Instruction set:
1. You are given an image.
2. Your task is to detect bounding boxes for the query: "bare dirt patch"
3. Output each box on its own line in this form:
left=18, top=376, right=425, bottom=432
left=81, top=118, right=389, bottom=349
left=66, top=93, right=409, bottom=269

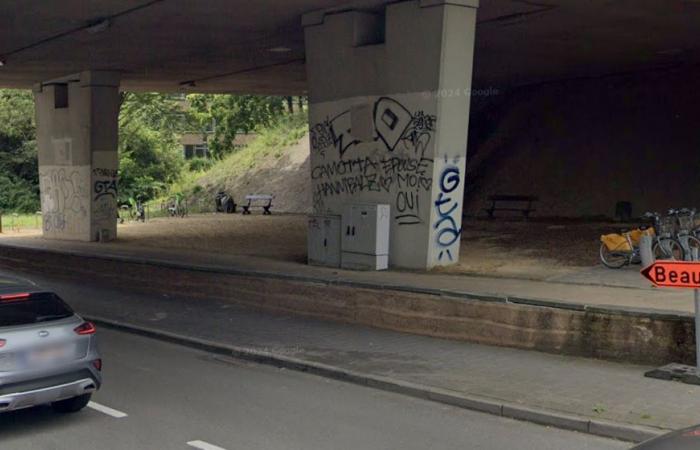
left=116, top=213, right=309, bottom=263
left=438, top=219, right=620, bottom=279
left=3, top=214, right=620, bottom=279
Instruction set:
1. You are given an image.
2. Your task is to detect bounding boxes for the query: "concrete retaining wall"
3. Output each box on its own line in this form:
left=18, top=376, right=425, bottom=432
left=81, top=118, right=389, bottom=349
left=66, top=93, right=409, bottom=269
left=0, top=245, right=694, bottom=366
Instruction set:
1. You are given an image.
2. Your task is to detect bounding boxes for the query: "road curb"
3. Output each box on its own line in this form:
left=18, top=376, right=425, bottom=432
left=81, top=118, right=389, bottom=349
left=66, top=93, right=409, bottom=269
left=87, top=315, right=668, bottom=444
left=0, top=241, right=692, bottom=321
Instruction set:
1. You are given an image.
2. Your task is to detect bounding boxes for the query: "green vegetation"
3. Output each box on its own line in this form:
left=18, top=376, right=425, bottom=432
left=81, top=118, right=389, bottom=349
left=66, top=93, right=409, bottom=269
left=204, top=111, right=307, bottom=176
left=187, top=95, right=288, bottom=160
left=167, top=111, right=308, bottom=200
left=187, top=157, right=214, bottom=172
left=0, top=213, right=42, bottom=231
left=0, top=90, right=39, bottom=213
left=118, top=92, right=186, bottom=203
left=0, top=88, right=305, bottom=216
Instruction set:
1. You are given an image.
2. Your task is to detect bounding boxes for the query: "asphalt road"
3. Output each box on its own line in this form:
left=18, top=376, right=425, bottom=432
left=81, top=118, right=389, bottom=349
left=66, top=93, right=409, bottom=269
left=0, top=327, right=630, bottom=450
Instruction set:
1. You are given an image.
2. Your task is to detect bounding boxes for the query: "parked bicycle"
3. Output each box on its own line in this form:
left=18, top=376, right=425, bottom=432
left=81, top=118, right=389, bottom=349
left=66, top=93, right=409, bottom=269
left=647, top=211, right=684, bottom=261
left=167, top=194, right=187, bottom=218
left=669, top=208, right=700, bottom=261
left=599, top=211, right=683, bottom=269
left=119, top=198, right=146, bottom=223
left=600, top=226, right=654, bottom=269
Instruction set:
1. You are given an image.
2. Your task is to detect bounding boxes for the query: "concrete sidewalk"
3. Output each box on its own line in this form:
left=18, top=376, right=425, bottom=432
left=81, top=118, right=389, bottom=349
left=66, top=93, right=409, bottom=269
left=0, top=235, right=694, bottom=316
left=17, top=267, right=700, bottom=443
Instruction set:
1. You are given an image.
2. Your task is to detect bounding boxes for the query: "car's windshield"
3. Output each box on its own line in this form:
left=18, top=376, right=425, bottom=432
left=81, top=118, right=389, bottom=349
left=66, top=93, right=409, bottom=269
left=0, top=292, right=74, bottom=327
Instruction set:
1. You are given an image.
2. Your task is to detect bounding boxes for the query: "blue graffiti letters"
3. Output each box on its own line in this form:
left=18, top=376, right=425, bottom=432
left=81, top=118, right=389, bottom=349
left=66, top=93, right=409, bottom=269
left=434, top=164, right=462, bottom=261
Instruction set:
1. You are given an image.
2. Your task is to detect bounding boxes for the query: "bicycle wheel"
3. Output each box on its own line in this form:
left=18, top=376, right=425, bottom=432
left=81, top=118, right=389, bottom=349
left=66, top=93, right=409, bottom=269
left=599, top=242, right=629, bottom=269
left=684, top=235, right=700, bottom=261
left=653, top=239, right=683, bottom=261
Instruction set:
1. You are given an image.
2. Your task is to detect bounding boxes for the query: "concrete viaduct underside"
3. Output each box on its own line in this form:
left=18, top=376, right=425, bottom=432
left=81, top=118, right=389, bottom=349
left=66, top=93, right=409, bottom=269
left=1, top=1, right=698, bottom=93
left=2, top=0, right=699, bottom=269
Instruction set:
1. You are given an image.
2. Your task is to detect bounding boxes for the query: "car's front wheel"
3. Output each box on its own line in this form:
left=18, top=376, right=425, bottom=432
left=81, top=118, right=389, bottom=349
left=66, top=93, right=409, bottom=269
left=51, top=393, right=92, bottom=413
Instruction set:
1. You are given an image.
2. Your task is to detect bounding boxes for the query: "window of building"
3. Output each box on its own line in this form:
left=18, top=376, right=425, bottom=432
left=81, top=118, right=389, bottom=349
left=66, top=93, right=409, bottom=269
left=194, top=144, right=209, bottom=158
left=184, top=144, right=209, bottom=159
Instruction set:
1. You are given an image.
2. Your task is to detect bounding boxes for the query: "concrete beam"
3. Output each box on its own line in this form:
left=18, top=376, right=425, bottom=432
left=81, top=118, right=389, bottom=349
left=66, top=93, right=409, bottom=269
left=419, top=0, right=479, bottom=8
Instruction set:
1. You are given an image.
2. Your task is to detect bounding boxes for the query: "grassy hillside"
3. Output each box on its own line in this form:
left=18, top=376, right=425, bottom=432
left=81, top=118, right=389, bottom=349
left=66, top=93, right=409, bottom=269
left=168, top=112, right=311, bottom=214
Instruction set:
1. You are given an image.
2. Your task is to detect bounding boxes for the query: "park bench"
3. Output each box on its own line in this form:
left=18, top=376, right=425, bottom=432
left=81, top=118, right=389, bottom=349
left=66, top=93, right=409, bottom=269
left=485, top=194, right=538, bottom=219
left=242, top=194, right=273, bottom=215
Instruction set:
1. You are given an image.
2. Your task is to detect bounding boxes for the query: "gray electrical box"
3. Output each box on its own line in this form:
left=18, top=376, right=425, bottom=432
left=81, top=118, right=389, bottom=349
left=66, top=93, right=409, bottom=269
left=341, top=203, right=390, bottom=271
left=308, top=215, right=341, bottom=267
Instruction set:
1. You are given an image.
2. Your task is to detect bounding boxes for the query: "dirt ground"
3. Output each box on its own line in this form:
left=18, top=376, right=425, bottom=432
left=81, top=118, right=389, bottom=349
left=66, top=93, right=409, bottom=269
left=2, top=214, right=624, bottom=279
left=3, top=214, right=615, bottom=275
left=441, top=219, right=619, bottom=279
left=117, top=213, right=310, bottom=263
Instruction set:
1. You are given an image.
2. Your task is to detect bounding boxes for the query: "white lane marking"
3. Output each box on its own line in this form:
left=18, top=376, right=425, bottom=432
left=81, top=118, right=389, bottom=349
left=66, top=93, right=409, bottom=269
left=87, top=401, right=128, bottom=418
left=187, top=440, right=228, bottom=450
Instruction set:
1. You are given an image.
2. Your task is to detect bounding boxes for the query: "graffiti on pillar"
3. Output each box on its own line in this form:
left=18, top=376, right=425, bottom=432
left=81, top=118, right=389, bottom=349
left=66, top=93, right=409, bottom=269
left=312, top=190, right=326, bottom=213
left=386, top=155, right=433, bottom=225
left=310, top=110, right=361, bottom=159
left=93, top=179, right=117, bottom=200
left=310, top=95, right=437, bottom=226
left=310, top=97, right=437, bottom=161
left=395, top=191, right=421, bottom=225
left=374, top=97, right=436, bottom=155
left=433, top=158, right=462, bottom=262
left=39, top=167, right=90, bottom=234
left=311, top=154, right=433, bottom=224
left=92, top=168, right=118, bottom=223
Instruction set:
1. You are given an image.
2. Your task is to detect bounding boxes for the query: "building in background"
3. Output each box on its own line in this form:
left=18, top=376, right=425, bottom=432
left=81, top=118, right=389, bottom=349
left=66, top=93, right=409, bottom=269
left=175, top=97, right=256, bottom=160
left=181, top=133, right=210, bottom=160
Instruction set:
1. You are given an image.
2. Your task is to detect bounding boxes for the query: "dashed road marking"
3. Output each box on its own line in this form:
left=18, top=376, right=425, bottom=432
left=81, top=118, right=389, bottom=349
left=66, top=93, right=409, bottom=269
left=87, top=401, right=128, bottom=418
left=187, top=440, right=228, bottom=450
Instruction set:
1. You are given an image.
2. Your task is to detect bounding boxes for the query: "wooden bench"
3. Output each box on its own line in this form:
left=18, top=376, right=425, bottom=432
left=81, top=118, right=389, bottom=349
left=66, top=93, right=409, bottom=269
left=485, top=194, right=538, bottom=219
left=242, top=194, right=273, bottom=215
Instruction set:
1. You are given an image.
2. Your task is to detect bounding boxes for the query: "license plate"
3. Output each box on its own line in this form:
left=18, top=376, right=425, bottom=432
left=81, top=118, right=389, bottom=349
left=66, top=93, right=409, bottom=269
left=0, top=353, right=16, bottom=371
left=25, top=343, right=76, bottom=367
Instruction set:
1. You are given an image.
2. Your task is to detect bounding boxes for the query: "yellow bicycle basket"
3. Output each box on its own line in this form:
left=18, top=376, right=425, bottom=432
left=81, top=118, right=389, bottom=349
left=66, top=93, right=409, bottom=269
left=600, top=227, right=655, bottom=252
left=601, top=233, right=631, bottom=252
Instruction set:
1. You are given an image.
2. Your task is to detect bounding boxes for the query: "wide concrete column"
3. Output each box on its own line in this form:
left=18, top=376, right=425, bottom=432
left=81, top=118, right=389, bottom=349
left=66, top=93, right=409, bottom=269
left=34, top=71, right=120, bottom=242
left=304, top=0, right=478, bottom=269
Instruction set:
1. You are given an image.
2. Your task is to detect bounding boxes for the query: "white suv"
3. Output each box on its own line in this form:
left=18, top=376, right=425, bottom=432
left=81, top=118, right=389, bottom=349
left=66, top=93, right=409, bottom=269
left=0, top=276, right=102, bottom=413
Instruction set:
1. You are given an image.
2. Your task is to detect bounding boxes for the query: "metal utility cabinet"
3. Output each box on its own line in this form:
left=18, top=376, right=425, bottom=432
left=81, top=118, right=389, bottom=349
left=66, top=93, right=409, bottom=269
left=341, top=203, right=390, bottom=271
left=307, top=215, right=341, bottom=267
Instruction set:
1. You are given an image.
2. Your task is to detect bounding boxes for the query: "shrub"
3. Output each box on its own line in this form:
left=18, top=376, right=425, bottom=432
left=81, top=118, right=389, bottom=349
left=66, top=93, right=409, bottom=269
left=188, top=157, right=214, bottom=172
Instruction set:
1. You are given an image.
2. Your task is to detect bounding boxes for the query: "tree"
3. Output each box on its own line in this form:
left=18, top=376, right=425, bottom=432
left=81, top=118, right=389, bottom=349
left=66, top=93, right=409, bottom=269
left=117, top=93, right=185, bottom=203
left=187, top=94, right=286, bottom=159
left=0, top=89, right=39, bottom=212
left=0, top=90, right=299, bottom=212
left=119, top=92, right=187, bottom=136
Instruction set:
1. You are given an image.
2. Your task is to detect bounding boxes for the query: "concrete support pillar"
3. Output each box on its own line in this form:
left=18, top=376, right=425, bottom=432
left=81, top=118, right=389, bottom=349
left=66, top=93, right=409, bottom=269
left=34, top=71, right=120, bottom=242
left=304, top=0, right=478, bottom=269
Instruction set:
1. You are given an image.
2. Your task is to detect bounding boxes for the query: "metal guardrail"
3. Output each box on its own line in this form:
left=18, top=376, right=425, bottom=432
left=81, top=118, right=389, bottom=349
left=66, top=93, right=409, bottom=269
left=143, top=197, right=217, bottom=220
